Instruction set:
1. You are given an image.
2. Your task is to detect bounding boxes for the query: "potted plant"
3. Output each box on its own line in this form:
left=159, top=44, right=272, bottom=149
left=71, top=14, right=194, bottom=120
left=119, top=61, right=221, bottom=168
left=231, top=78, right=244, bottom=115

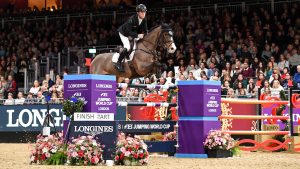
left=66, top=135, right=104, bottom=166
left=30, top=133, right=103, bottom=166
left=114, top=133, right=149, bottom=166
left=203, top=130, right=239, bottom=158
left=30, top=132, right=67, bottom=165
left=62, top=97, right=85, bottom=119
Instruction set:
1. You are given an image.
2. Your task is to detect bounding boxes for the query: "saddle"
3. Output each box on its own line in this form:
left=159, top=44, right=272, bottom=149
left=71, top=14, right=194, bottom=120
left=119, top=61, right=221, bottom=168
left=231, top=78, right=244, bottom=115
left=119, top=38, right=135, bottom=59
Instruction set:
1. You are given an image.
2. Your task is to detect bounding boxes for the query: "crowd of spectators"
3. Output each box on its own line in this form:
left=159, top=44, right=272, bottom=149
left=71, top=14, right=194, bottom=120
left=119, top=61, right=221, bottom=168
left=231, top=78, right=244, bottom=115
left=118, top=2, right=300, bottom=99
left=1, top=2, right=300, bottom=104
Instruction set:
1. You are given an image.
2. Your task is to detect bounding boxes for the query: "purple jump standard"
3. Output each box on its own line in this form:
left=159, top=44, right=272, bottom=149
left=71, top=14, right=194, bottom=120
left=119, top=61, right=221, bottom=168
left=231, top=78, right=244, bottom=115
left=175, top=80, right=221, bottom=158
left=64, top=74, right=116, bottom=114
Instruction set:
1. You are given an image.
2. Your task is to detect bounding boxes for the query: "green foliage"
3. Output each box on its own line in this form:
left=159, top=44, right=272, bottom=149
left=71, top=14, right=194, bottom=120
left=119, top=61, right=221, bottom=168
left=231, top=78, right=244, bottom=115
left=45, top=151, right=67, bottom=165
left=62, top=97, right=85, bottom=117
left=230, top=144, right=241, bottom=157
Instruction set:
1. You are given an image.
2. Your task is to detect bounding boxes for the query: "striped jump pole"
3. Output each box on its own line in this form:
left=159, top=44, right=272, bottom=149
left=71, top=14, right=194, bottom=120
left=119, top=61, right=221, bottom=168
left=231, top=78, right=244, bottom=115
left=117, top=83, right=177, bottom=90
left=221, top=98, right=289, bottom=105
left=219, top=115, right=290, bottom=120
left=117, top=102, right=177, bottom=107
left=222, top=130, right=290, bottom=135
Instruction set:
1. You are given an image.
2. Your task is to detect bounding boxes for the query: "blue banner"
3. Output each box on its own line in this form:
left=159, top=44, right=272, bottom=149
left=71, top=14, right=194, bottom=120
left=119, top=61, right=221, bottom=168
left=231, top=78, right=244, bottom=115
left=0, top=104, right=64, bottom=132
left=118, top=121, right=176, bottom=133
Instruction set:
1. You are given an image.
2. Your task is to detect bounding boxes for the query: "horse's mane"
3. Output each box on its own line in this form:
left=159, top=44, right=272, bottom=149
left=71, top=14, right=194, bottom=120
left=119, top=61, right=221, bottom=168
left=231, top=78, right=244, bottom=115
left=148, top=25, right=160, bottom=32
left=148, top=23, right=172, bottom=33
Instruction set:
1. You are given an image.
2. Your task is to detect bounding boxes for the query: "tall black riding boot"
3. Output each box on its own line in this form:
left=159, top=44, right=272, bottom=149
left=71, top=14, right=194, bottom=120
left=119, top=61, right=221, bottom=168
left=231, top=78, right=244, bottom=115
left=115, top=49, right=127, bottom=72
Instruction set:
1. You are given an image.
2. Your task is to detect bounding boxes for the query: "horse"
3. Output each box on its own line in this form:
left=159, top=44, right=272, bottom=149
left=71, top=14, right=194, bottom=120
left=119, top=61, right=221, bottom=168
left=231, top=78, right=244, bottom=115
left=90, top=23, right=176, bottom=82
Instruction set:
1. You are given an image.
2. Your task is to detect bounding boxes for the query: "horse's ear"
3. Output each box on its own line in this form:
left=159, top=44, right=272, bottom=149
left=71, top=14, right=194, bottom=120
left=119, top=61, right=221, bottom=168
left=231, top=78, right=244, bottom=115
left=169, top=22, right=175, bottom=29
left=161, top=23, right=171, bottom=30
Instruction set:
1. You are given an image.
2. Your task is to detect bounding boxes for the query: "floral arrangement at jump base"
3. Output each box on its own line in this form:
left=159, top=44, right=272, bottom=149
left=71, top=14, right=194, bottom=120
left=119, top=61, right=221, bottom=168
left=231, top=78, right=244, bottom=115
left=67, top=135, right=104, bottom=165
left=114, top=133, right=149, bottom=166
left=30, top=132, right=104, bottom=166
left=203, top=130, right=240, bottom=158
left=30, top=132, right=66, bottom=165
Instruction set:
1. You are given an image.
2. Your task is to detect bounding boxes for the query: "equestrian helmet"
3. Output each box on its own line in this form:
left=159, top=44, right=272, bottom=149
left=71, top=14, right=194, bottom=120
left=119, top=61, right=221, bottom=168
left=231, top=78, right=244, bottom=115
left=136, top=4, right=147, bottom=12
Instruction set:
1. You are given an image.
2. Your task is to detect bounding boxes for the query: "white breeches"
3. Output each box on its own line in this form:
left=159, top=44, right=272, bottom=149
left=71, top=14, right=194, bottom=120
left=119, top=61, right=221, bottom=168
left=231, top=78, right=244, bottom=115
left=119, top=32, right=130, bottom=51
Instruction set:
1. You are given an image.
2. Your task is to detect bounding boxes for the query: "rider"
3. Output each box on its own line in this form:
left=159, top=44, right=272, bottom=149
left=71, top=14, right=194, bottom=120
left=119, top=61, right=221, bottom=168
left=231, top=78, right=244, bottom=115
left=115, top=4, right=148, bottom=72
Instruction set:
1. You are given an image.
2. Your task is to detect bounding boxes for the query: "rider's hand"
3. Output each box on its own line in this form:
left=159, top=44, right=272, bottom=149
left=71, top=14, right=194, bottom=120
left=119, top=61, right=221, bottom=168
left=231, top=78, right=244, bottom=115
left=138, top=34, right=144, bottom=39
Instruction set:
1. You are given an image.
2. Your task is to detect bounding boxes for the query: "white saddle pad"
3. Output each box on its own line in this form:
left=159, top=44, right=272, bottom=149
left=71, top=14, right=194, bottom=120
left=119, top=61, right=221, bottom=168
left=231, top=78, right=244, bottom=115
left=112, top=39, right=138, bottom=63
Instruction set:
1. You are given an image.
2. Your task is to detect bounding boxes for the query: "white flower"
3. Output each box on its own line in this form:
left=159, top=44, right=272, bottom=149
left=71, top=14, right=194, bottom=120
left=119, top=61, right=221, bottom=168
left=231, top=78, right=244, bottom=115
left=81, top=136, right=87, bottom=140
left=120, top=147, right=126, bottom=153
left=51, top=147, right=57, bottom=153
left=45, top=152, right=51, bottom=158
left=142, top=143, right=148, bottom=150
left=30, top=155, right=35, bottom=162
left=124, top=151, right=131, bottom=157
left=80, top=146, right=86, bottom=151
left=71, top=151, right=78, bottom=158
left=42, top=147, right=49, bottom=153
left=76, top=140, right=84, bottom=145
left=92, top=141, right=97, bottom=146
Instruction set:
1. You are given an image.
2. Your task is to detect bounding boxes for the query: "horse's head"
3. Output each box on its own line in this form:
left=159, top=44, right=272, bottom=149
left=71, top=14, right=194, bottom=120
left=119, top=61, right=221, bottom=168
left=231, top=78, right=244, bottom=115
left=158, top=23, right=177, bottom=53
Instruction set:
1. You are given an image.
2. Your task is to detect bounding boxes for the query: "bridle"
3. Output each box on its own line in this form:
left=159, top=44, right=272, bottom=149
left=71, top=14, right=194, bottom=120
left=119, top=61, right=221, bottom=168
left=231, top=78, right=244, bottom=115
left=137, top=28, right=174, bottom=59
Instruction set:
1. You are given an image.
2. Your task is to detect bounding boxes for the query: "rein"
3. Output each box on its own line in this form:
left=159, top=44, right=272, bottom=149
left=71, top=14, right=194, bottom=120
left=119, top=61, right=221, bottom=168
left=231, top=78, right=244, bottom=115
left=133, top=28, right=173, bottom=60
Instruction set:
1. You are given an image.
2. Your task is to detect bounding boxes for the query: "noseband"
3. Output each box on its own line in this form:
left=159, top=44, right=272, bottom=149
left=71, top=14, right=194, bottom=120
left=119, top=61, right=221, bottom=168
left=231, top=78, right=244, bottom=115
left=138, top=28, right=174, bottom=58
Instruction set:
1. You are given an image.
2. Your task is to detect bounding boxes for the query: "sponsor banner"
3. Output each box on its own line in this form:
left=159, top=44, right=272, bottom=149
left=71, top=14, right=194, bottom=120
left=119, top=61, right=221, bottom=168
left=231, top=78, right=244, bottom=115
left=262, top=105, right=300, bottom=130
left=178, top=82, right=221, bottom=117
left=74, top=112, right=114, bottom=121
left=0, top=104, right=64, bottom=132
left=223, top=101, right=257, bottom=130
left=64, top=80, right=91, bottom=111
left=92, top=81, right=116, bottom=113
left=67, top=121, right=117, bottom=160
left=118, top=121, right=176, bottom=133
left=64, top=75, right=116, bottom=114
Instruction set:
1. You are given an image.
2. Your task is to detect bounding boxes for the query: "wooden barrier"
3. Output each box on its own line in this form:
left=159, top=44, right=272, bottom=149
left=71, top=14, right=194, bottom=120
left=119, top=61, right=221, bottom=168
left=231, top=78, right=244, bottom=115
left=219, top=115, right=289, bottom=120
left=222, top=130, right=289, bottom=135
left=221, top=98, right=289, bottom=105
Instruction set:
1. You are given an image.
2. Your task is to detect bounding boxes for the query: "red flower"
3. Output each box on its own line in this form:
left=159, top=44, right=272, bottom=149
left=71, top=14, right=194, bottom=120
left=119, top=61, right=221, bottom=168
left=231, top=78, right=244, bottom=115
left=127, top=147, right=132, bottom=151
left=41, top=154, right=46, bottom=161
left=139, top=153, right=144, bottom=158
left=78, top=150, right=84, bottom=157
left=115, top=155, right=119, bottom=161
left=91, top=157, right=95, bottom=164
left=134, top=154, right=138, bottom=159
left=120, top=153, right=124, bottom=160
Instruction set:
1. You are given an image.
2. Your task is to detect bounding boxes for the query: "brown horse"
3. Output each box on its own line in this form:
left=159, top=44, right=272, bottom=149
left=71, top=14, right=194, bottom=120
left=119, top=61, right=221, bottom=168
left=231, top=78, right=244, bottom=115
left=90, top=23, right=176, bottom=82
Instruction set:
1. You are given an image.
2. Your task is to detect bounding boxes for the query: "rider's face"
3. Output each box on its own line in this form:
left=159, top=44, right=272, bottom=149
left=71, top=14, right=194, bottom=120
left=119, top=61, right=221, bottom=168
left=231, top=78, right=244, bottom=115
left=137, top=11, right=146, bottom=19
